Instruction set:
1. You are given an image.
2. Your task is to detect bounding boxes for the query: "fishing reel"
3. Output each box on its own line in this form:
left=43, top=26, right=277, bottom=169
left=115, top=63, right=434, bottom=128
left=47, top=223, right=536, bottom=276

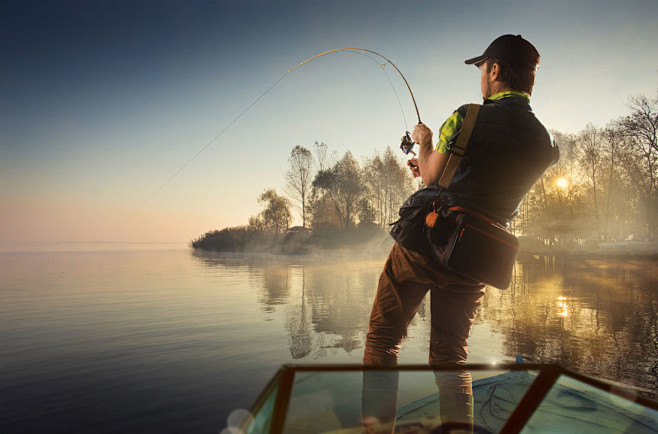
left=400, top=131, right=416, bottom=157
left=400, top=131, right=418, bottom=170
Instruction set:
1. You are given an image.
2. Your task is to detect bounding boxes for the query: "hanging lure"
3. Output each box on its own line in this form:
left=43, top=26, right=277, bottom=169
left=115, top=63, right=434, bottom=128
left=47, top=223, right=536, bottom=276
left=400, top=131, right=416, bottom=157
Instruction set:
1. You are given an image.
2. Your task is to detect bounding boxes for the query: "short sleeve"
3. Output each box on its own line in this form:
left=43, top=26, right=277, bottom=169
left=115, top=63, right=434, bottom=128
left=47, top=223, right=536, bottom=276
left=436, top=106, right=467, bottom=154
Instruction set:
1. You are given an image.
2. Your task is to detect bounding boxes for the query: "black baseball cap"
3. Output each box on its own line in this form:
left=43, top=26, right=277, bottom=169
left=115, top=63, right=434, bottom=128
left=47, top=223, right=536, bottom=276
left=465, top=34, right=540, bottom=70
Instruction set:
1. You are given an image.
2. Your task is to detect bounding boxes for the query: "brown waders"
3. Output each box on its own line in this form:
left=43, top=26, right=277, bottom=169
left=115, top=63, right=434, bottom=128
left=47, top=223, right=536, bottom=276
left=362, top=242, right=485, bottom=431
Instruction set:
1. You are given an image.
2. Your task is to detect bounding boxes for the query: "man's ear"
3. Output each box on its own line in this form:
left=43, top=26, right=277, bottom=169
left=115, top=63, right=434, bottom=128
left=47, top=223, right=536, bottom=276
left=489, top=62, right=500, bottom=81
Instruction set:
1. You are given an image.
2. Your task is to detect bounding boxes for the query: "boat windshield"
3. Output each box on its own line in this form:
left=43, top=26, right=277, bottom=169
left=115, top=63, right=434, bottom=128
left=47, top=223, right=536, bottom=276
left=240, top=364, right=658, bottom=434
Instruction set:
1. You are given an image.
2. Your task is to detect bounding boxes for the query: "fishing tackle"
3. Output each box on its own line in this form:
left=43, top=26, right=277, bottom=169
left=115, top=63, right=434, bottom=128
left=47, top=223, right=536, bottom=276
left=400, top=131, right=416, bottom=157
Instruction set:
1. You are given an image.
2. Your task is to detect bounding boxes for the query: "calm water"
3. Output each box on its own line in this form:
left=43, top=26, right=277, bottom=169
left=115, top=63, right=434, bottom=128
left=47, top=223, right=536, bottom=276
left=1, top=245, right=657, bottom=433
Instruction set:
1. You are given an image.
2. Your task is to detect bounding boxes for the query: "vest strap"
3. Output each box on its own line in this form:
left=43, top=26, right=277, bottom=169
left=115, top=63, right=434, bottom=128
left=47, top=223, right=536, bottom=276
left=438, top=103, right=481, bottom=188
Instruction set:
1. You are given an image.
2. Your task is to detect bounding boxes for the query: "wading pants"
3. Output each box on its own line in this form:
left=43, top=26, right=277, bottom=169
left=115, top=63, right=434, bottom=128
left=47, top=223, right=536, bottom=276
left=362, top=242, right=485, bottom=429
left=364, top=242, right=486, bottom=366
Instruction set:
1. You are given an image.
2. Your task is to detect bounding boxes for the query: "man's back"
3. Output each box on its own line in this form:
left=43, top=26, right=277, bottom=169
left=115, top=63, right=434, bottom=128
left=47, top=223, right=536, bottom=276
left=440, top=94, right=558, bottom=223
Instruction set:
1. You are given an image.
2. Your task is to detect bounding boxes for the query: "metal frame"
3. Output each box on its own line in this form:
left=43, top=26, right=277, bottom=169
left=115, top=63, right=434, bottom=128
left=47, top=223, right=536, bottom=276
left=241, top=363, right=658, bottom=434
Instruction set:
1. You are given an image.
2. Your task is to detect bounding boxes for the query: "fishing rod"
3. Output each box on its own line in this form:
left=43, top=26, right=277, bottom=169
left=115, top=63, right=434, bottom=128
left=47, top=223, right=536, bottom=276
left=288, top=48, right=422, bottom=158
left=288, top=48, right=421, bottom=123
left=118, top=48, right=421, bottom=229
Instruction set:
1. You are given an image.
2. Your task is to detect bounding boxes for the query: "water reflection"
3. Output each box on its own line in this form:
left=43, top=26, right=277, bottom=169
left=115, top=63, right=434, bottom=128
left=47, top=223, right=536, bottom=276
left=487, top=254, right=658, bottom=396
left=287, top=268, right=311, bottom=359
left=191, top=251, right=657, bottom=397
left=258, top=266, right=290, bottom=312
left=190, top=252, right=387, bottom=359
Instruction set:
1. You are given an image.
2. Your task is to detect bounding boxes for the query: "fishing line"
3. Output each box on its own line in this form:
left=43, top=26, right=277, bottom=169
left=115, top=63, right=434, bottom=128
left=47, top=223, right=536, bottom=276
left=287, top=48, right=421, bottom=124
left=117, top=72, right=289, bottom=227
left=117, top=48, right=421, bottom=230
left=346, top=49, right=410, bottom=131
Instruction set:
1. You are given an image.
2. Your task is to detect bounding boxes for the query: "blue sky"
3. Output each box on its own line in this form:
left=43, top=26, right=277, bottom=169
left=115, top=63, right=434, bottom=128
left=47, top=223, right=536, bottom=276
left=1, top=0, right=657, bottom=245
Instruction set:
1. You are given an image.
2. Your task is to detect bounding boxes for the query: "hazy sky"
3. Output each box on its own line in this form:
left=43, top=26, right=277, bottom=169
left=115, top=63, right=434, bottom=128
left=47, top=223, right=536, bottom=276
left=1, top=0, right=657, bottom=246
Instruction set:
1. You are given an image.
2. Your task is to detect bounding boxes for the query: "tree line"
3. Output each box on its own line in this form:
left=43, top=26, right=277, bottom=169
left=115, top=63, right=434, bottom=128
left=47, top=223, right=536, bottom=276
left=192, top=91, right=657, bottom=252
left=191, top=141, right=419, bottom=251
left=514, top=93, right=657, bottom=249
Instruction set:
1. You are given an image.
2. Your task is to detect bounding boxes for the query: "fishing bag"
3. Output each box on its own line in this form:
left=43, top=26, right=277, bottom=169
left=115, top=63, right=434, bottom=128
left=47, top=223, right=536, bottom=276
left=425, top=103, right=519, bottom=289
left=425, top=203, right=518, bottom=289
left=389, top=186, right=443, bottom=257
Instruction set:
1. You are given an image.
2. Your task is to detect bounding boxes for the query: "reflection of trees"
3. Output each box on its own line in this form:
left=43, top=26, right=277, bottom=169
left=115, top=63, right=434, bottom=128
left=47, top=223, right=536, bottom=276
left=303, top=262, right=379, bottom=356
left=287, top=268, right=311, bottom=359
left=189, top=250, right=382, bottom=356
left=189, top=250, right=292, bottom=313
left=284, top=260, right=431, bottom=358
left=257, top=265, right=290, bottom=313
left=484, top=255, right=658, bottom=396
left=189, top=252, right=383, bottom=358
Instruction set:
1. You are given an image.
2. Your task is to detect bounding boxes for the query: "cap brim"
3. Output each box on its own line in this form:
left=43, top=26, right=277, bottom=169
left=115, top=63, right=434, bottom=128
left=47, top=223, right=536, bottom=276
left=464, top=55, right=487, bottom=65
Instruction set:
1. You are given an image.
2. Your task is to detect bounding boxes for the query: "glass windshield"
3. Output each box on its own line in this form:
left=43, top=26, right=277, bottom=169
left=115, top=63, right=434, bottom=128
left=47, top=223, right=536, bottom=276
left=242, top=365, right=658, bottom=434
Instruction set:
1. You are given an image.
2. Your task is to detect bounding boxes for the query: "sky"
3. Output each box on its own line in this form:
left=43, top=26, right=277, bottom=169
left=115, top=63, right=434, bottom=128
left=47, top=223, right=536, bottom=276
left=1, top=0, right=657, bottom=247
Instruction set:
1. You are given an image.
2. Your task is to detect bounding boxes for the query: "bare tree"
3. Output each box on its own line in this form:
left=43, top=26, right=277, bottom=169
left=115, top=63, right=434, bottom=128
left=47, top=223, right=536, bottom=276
left=313, top=141, right=330, bottom=172
left=616, top=94, right=658, bottom=239
left=578, top=124, right=605, bottom=236
left=285, top=145, right=313, bottom=228
left=599, top=125, right=635, bottom=241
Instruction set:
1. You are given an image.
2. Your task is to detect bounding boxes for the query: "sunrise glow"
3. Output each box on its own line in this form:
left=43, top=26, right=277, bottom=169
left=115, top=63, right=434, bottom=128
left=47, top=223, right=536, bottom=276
left=556, top=177, right=569, bottom=190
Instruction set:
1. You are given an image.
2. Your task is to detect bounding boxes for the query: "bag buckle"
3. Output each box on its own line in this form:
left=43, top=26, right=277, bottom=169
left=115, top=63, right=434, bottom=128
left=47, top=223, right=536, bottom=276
left=425, top=201, right=442, bottom=228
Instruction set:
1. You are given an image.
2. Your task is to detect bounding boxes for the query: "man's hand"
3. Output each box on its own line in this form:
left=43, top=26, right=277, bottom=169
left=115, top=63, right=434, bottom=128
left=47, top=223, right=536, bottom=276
left=412, top=123, right=433, bottom=148
left=410, top=122, right=449, bottom=186
left=407, top=158, right=421, bottom=178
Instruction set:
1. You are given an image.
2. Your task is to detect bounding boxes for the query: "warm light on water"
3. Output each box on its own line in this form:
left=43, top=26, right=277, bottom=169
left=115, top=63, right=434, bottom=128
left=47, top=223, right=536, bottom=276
left=1, top=246, right=656, bottom=432
left=556, top=296, right=569, bottom=317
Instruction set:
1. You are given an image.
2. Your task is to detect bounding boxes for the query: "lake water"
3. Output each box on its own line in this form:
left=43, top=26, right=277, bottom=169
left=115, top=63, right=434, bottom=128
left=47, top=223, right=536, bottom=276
left=1, top=244, right=657, bottom=433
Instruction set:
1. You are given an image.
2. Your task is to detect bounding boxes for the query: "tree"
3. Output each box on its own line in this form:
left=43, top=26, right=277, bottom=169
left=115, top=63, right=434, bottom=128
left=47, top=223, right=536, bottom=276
left=364, top=147, right=415, bottom=229
left=356, top=197, right=377, bottom=227
left=313, top=141, right=330, bottom=172
left=285, top=145, right=313, bottom=228
left=599, top=125, right=636, bottom=241
left=254, top=189, right=291, bottom=234
left=616, top=94, right=658, bottom=239
left=577, top=124, right=605, bottom=236
left=311, top=151, right=366, bottom=228
left=513, top=131, right=590, bottom=247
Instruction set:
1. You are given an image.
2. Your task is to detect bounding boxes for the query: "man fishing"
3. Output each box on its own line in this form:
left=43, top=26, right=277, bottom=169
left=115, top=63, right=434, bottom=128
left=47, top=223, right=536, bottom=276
left=362, top=34, right=559, bottom=430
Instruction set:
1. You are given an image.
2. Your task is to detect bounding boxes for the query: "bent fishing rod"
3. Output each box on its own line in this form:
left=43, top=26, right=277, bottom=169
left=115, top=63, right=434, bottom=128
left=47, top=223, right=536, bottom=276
left=119, top=48, right=422, bottom=228
left=289, top=48, right=422, bottom=158
left=289, top=48, right=422, bottom=124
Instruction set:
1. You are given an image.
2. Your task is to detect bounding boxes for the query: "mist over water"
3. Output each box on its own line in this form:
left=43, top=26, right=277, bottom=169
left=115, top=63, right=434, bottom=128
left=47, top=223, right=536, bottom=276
left=1, top=247, right=656, bottom=433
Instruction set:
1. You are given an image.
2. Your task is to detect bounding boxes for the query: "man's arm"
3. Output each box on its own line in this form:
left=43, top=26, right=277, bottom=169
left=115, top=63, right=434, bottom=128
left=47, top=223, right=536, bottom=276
left=412, top=123, right=449, bottom=186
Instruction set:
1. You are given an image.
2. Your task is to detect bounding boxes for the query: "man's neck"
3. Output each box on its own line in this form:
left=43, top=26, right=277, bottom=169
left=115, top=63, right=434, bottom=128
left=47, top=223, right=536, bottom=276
left=485, top=85, right=513, bottom=100
left=488, top=90, right=530, bottom=101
